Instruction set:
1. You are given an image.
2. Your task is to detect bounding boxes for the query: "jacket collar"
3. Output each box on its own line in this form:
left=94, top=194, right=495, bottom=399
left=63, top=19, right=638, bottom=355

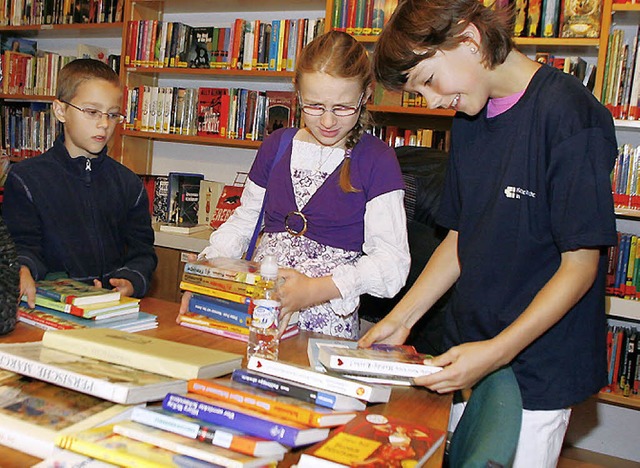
left=51, top=134, right=108, bottom=176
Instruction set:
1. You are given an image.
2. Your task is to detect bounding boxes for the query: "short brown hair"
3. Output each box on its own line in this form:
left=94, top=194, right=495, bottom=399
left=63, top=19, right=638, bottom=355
left=374, top=0, right=515, bottom=91
left=56, top=58, right=120, bottom=102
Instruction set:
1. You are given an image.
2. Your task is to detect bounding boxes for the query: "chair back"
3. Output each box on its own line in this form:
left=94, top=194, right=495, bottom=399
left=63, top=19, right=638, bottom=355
left=448, top=366, right=523, bottom=468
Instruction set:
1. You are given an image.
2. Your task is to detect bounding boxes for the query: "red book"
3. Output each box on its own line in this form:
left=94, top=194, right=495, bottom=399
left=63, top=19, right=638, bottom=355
left=197, top=88, right=229, bottom=138
left=210, top=185, right=244, bottom=229
left=346, top=0, right=357, bottom=35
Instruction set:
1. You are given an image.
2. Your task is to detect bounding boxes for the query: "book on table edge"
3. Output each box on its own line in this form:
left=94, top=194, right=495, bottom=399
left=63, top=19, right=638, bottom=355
left=183, top=257, right=261, bottom=285
left=130, top=405, right=288, bottom=457
left=0, top=370, right=137, bottom=459
left=162, top=392, right=330, bottom=448
left=24, top=294, right=140, bottom=319
left=230, top=368, right=367, bottom=412
left=159, top=223, right=212, bottom=235
left=178, top=316, right=299, bottom=343
left=41, top=328, right=243, bottom=380
left=296, top=413, right=446, bottom=468
left=113, top=420, right=284, bottom=467
left=0, top=342, right=187, bottom=404
left=188, top=293, right=251, bottom=325
left=187, top=378, right=358, bottom=428
left=246, top=356, right=392, bottom=403
left=35, top=278, right=121, bottom=306
left=17, top=306, right=158, bottom=333
left=180, top=281, right=252, bottom=305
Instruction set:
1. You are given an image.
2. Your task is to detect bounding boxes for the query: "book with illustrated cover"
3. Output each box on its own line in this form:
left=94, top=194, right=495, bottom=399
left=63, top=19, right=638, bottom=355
left=153, top=175, right=170, bottom=223
left=188, top=378, right=358, bottom=428
left=25, top=294, right=140, bottom=319
left=297, top=413, right=446, bottom=468
left=210, top=184, right=244, bottom=229
left=198, top=180, right=225, bottom=226
left=0, top=342, right=187, bottom=404
left=187, top=27, right=214, bottom=68
left=55, top=424, right=181, bottom=467
left=113, top=420, right=284, bottom=467
left=130, top=405, right=288, bottom=458
left=163, top=392, right=329, bottom=448
left=560, top=0, right=601, bottom=38
left=41, top=328, right=243, bottom=380
left=197, top=87, right=229, bottom=138
left=318, top=345, right=442, bottom=380
left=265, top=90, right=295, bottom=136
left=167, top=172, right=204, bottom=226
left=35, top=278, right=121, bottom=306
left=184, top=257, right=261, bottom=284
left=231, top=368, right=367, bottom=412
left=17, top=306, right=157, bottom=333
left=246, top=357, right=391, bottom=403
left=0, top=371, right=135, bottom=459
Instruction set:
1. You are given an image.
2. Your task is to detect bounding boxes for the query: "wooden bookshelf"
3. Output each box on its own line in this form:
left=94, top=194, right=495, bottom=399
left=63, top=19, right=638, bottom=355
left=120, top=129, right=263, bottom=149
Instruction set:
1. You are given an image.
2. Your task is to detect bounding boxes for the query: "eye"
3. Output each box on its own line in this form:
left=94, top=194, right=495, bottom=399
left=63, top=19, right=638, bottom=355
left=424, top=74, right=434, bottom=86
left=84, top=108, right=101, bottom=118
left=107, top=113, right=122, bottom=121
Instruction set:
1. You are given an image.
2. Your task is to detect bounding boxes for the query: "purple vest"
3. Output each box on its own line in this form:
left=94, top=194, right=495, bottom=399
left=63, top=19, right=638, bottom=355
left=249, top=129, right=404, bottom=252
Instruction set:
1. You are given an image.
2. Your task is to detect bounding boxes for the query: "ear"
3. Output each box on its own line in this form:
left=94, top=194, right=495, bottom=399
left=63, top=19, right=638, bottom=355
left=52, top=99, right=66, bottom=123
left=460, top=23, right=482, bottom=51
left=364, top=84, right=374, bottom=104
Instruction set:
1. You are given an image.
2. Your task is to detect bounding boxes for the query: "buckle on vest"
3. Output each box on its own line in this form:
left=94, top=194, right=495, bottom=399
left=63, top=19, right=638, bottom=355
left=284, top=211, right=308, bottom=237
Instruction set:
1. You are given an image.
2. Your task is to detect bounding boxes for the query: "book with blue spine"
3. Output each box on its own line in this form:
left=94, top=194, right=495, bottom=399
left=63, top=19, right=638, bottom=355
left=162, top=393, right=329, bottom=447
left=189, top=293, right=250, bottom=326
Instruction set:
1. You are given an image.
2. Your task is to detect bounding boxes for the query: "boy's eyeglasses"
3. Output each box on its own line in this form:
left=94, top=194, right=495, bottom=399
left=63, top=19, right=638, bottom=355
left=298, top=92, right=365, bottom=117
left=61, top=100, right=125, bottom=124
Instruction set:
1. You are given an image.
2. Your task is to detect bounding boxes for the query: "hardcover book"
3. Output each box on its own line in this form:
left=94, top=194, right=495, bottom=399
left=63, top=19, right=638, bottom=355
left=25, top=294, right=140, bottom=319
left=163, top=392, right=329, bottom=447
left=0, top=342, right=187, bottom=404
left=246, top=356, right=392, bottom=403
left=187, top=26, right=214, bottom=68
left=210, top=185, right=244, bottom=229
left=0, top=371, right=135, bottom=459
left=153, top=175, right=170, bottom=223
left=35, top=278, right=121, bottom=306
left=113, top=420, right=283, bottom=467
left=130, top=405, right=288, bottom=457
left=167, top=172, right=204, bottom=226
left=297, top=413, right=446, bottom=468
left=560, top=0, right=601, bottom=38
left=188, top=378, right=358, bottom=427
left=41, top=328, right=243, bottom=380
left=265, top=90, right=295, bottom=136
left=197, top=87, right=229, bottom=137
left=230, top=368, right=367, bottom=412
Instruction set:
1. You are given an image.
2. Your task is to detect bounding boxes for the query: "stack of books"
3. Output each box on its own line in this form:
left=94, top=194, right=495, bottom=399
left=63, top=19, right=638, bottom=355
left=178, top=257, right=299, bottom=341
left=18, top=278, right=157, bottom=332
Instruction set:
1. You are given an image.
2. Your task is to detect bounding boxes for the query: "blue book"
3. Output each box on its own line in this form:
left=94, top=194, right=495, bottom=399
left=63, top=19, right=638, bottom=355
left=162, top=393, right=329, bottom=447
left=268, top=20, right=280, bottom=71
left=189, top=294, right=250, bottom=326
left=615, top=234, right=631, bottom=295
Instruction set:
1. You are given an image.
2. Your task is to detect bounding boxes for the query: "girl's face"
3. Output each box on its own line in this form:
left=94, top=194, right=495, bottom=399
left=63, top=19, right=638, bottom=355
left=297, top=72, right=366, bottom=148
left=405, top=38, right=490, bottom=117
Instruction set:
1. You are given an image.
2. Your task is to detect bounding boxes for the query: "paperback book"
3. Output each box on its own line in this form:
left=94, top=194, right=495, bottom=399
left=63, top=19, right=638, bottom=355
left=297, top=413, right=446, bottom=468
left=41, top=328, right=243, bottom=380
left=184, top=257, right=261, bottom=284
left=210, top=185, right=244, bottom=229
left=130, top=405, right=288, bottom=457
left=0, top=342, right=187, bottom=404
left=163, top=392, right=330, bottom=447
left=35, top=278, right=121, bottom=306
left=24, top=295, right=140, bottom=319
left=187, top=378, right=358, bottom=427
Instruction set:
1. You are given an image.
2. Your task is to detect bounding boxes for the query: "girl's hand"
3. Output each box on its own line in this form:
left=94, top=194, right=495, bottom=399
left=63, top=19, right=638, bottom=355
left=277, top=267, right=314, bottom=316
left=19, top=266, right=36, bottom=308
left=358, top=314, right=412, bottom=348
left=413, top=339, right=502, bottom=393
left=177, top=291, right=192, bottom=324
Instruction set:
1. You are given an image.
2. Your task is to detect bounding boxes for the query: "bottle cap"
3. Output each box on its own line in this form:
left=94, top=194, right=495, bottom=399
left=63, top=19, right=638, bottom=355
left=260, top=255, right=279, bottom=278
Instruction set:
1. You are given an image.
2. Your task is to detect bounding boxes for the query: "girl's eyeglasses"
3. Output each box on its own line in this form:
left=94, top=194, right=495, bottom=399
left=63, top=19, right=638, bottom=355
left=61, top=100, right=126, bottom=124
left=298, top=92, right=365, bottom=117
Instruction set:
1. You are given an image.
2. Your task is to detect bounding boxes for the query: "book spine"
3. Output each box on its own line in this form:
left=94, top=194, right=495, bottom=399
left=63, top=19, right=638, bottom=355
left=180, top=281, right=251, bottom=305
left=35, top=286, right=72, bottom=304
left=178, top=313, right=249, bottom=334
left=17, top=308, right=78, bottom=330
left=162, top=393, right=300, bottom=446
left=183, top=262, right=259, bottom=284
left=188, top=294, right=251, bottom=326
left=178, top=320, right=250, bottom=342
left=325, top=354, right=439, bottom=378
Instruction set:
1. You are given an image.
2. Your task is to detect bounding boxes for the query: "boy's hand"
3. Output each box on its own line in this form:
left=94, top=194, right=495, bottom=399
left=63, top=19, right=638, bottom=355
left=413, top=340, right=502, bottom=394
left=93, top=278, right=134, bottom=297
left=19, top=266, right=36, bottom=308
left=358, top=315, right=412, bottom=348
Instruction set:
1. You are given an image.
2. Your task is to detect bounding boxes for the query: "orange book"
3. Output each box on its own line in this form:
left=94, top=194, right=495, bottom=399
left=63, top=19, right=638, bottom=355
left=346, top=0, right=357, bottom=35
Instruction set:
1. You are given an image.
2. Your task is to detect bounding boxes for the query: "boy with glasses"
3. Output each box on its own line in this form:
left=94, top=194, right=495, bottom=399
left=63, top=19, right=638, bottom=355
left=4, top=58, right=157, bottom=304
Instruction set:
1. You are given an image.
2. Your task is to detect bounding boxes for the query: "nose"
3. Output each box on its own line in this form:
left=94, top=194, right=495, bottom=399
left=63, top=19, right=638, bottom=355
left=419, top=88, right=442, bottom=109
left=320, top=110, right=337, bottom=127
left=96, top=113, right=110, bottom=127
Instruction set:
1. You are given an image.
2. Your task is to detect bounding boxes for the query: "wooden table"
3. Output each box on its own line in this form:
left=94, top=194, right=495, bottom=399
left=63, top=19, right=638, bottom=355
left=0, top=297, right=452, bottom=467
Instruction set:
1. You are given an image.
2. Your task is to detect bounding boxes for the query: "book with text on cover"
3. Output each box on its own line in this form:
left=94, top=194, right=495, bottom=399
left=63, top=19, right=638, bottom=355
left=246, top=356, right=391, bottom=403
left=163, top=392, right=330, bottom=448
left=297, top=413, right=446, bottom=468
left=25, top=294, right=140, bottom=319
left=210, top=185, right=244, bottom=229
left=113, top=420, right=284, bottom=467
left=0, top=342, right=187, bottom=404
left=0, top=370, right=136, bottom=459
left=130, top=405, right=288, bottom=458
left=41, top=328, right=243, bottom=380
left=35, top=278, right=121, bottom=306
left=188, top=378, right=358, bottom=428
left=184, top=257, right=261, bottom=284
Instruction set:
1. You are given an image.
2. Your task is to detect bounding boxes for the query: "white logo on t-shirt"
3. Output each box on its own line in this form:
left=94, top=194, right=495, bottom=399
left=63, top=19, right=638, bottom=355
left=504, top=186, right=536, bottom=199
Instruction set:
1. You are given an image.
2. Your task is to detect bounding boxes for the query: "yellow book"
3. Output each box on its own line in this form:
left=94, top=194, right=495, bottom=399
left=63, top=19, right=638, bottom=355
left=41, top=328, right=243, bottom=380
left=180, top=281, right=251, bottom=305
left=178, top=312, right=250, bottom=334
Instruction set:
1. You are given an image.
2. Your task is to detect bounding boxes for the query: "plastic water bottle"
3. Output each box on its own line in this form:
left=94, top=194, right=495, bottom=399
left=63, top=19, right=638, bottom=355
left=247, top=255, right=280, bottom=360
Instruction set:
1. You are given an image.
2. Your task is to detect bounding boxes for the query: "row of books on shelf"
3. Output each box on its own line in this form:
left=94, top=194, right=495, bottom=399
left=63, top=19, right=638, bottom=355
left=370, top=125, right=451, bottom=151
left=611, top=144, right=640, bottom=210
left=330, top=0, right=397, bottom=36
left=606, top=232, right=640, bottom=300
left=125, top=16, right=325, bottom=72
left=0, top=0, right=123, bottom=26
left=602, top=26, right=640, bottom=120
left=1, top=101, right=61, bottom=161
left=535, top=53, right=597, bottom=91
left=511, top=0, right=601, bottom=38
left=125, top=85, right=298, bottom=142
left=605, top=323, right=640, bottom=398
left=0, top=315, right=445, bottom=466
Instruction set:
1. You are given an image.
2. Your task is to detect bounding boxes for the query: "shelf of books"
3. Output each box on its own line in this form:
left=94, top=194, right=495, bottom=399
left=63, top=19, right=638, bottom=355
left=125, top=67, right=295, bottom=79
left=121, top=129, right=264, bottom=149
left=369, top=105, right=455, bottom=117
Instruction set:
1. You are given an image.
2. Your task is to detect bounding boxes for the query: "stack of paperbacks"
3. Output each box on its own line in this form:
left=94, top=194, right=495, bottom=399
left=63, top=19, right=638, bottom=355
left=178, top=257, right=299, bottom=342
left=17, top=278, right=157, bottom=332
left=0, top=328, right=243, bottom=463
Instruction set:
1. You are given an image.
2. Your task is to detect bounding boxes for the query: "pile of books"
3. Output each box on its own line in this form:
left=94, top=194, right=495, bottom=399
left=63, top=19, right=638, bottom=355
left=178, top=257, right=300, bottom=341
left=17, top=278, right=157, bottom=332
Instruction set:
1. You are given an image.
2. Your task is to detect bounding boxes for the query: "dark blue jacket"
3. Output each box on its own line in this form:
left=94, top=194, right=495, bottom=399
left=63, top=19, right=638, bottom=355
left=3, top=135, right=157, bottom=297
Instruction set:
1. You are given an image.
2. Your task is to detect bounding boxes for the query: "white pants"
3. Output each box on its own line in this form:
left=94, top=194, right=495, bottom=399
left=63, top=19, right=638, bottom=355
left=449, top=402, right=572, bottom=468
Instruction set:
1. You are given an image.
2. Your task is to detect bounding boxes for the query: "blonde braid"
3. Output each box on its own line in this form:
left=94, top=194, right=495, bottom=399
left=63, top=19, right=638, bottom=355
left=339, top=105, right=372, bottom=193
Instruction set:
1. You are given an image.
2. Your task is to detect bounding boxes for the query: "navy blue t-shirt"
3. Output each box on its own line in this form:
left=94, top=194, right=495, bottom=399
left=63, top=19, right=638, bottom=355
left=437, top=65, right=618, bottom=410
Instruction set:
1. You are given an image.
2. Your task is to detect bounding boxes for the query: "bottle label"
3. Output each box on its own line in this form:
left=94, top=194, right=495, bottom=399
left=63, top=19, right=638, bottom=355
left=252, top=299, right=280, bottom=329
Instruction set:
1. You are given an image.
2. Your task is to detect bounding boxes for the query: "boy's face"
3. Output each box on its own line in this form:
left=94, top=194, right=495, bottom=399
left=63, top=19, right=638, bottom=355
left=53, top=78, right=122, bottom=157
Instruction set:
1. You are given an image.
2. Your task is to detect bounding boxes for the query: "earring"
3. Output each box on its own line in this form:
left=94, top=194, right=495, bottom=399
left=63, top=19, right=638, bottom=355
left=470, top=46, right=478, bottom=54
